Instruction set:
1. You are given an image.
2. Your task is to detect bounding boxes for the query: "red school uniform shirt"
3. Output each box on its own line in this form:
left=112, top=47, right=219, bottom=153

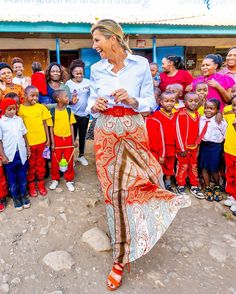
left=146, top=109, right=177, bottom=160
left=159, top=70, right=193, bottom=99
left=175, top=108, right=200, bottom=152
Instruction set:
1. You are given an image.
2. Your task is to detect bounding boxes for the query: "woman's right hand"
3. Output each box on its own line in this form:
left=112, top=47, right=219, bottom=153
left=91, top=97, right=108, bottom=113
left=0, top=81, right=6, bottom=92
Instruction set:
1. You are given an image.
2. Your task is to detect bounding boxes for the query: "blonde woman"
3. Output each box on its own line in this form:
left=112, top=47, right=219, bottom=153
left=86, top=19, right=190, bottom=291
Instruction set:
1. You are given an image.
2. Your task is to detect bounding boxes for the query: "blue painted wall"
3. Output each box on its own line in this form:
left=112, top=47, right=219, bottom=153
left=80, top=48, right=100, bottom=79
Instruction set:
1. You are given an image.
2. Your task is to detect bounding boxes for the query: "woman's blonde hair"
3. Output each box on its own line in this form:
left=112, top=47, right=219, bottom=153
left=91, top=19, right=131, bottom=53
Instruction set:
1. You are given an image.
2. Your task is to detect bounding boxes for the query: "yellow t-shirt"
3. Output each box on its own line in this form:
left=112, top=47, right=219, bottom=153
left=223, top=105, right=236, bottom=156
left=197, top=105, right=204, bottom=116
left=18, top=103, right=52, bottom=146
left=53, top=108, right=76, bottom=137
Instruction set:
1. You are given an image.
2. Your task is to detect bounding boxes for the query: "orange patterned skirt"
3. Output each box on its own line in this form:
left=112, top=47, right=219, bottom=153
left=94, top=112, right=190, bottom=264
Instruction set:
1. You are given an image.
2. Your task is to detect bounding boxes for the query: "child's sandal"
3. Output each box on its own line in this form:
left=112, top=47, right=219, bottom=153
left=205, top=186, right=214, bottom=201
left=213, top=185, right=223, bottom=202
left=107, top=263, right=124, bottom=291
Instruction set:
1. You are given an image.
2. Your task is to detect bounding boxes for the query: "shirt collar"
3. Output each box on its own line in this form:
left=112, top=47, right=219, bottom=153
left=100, top=52, right=138, bottom=71
left=1, top=115, right=17, bottom=121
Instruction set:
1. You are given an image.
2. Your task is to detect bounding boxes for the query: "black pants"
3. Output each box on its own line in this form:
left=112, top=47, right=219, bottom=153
left=73, top=114, right=90, bottom=156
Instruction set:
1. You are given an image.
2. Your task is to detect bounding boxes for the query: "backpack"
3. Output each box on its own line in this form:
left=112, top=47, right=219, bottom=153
left=50, top=107, right=72, bottom=126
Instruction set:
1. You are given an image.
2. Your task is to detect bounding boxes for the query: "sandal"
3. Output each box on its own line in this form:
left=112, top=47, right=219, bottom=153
left=213, top=185, right=223, bottom=202
left=107, top=263, right=124, bottom=291
left=205, top=186, right=214, bottom=201
left=107, top=263, right=130, bottom=291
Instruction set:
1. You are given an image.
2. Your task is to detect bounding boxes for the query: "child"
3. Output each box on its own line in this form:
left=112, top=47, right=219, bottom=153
left=18, top=85, right=51, bottom=197
left=4, top=92, right=20, bottom=113
left=146, top=91, right=177, bottom=191
left=175, top=92, right=204, bottom=198
left=12, top=57, right=31, bottom=89
left=31, top=62, right=48, bottom=103
left=223, top=94, right=236, bottom=215
left=0, top=157, right=8, bottom=212
left=194, top=82, right=209, bottom=116
left=166, top=84, right=184, bottom=110
left=0, top=62, right=24, bottom=103
left=49, top=89, right=77, bottom=192
left=0, top=98, right=30, bottom=211
left=198, top=99, right=227, bottom=201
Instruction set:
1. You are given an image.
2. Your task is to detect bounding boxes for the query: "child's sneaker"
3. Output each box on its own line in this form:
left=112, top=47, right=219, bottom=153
left=176, top=186, right=187, bottom=195
left=21, top=196, right=31, bottom=209
left=0, top=198, right=5, bottom=212
left=49, top=180, right=59, bottom=190
left=28, top=182, right=38, bottom=197
left=37, top=180, right=47, bottom=196
left=13, top=199, right=23, bottom=211
left=77, top=156, right=88, bottom=166
left=165, top=185, right=176, bottom=193
left=224, top=196, right=236, bottom=207
left=213, top=185, right=223, bottom=202
left=190, top=186, right=205, bottom=199
left=205, top=186, right=214, bottom=201
left=66, top=181, right=75, bottom=192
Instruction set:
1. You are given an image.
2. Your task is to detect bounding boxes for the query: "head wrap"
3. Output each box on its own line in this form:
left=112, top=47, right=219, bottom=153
left=0, top=62, right=13, bottom=73
left=0, top=98, right=16, bottom=115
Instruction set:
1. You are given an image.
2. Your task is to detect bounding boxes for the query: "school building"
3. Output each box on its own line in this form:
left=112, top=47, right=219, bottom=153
left=0, top=0, right=236, bottom=77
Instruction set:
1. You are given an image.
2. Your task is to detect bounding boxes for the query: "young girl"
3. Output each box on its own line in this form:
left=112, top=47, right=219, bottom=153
left=194, top=82, right=208, bottom=116
left=0, top=98, right=30, bottom=211
left=11, top=57, right=31, bottom=89
left=198, top=99, right=227, bottom=201
left=223, top=95, right=236, bottom=215
left=65, top=59, right=90, bottom=166
left=166, top=83, right=184, bottom=110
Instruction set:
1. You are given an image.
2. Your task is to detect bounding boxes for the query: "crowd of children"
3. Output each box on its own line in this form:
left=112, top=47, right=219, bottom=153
left=146, top=82, right=236, bottom=217
left=0, top=59, right=78, bottom=212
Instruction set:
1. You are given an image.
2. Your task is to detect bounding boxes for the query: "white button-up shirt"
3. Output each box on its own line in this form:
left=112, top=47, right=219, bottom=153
left=86, top=53, right=156, bottom=117
left=199, top=115, right=227, bottom=143
left=0, top=115, right=27, bottom=164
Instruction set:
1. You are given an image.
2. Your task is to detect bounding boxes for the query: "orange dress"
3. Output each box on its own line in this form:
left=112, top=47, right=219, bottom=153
left=1, top=84, right=24, bottom=103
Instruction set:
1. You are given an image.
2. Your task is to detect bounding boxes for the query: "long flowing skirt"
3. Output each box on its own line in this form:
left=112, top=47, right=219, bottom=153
left=94, top=113, right=190, bottom=264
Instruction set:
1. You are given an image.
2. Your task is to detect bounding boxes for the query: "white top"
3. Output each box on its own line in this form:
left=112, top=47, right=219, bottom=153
left=0, top=115, right=27, bottom=164
left=13, top=76, right=31, bottom=87
left=86, top=53, right=156, bottom=117
left=200, top=115, right=227, bottom=144
left=65, top=78, right=90, bottom=117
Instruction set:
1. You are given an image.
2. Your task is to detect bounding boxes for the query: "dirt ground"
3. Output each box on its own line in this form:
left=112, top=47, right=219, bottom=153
left=0, top=140, right=236, bottom=294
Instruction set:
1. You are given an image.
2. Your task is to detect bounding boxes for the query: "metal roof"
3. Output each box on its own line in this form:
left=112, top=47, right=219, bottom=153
left=0, top=0, right=235, bottom=27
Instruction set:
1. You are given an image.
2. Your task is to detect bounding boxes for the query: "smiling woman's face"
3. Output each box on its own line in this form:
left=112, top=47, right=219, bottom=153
left=201, top=58, right=217, bottom=76
left=92, top=29, right=113, bottom=59
left=226, top=48, right=236, bottom=69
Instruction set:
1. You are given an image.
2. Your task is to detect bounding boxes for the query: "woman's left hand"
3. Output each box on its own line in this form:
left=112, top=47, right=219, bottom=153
left=207, top=79, right=220, bottom=89
left=111, top=88, right=138, bottom=108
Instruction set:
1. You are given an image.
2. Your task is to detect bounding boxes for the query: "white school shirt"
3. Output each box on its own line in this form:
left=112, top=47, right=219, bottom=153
left=65, top=78, right=90, bottom=117
left=199, top=115, right=227, bottom=143
left=0, top=115, right=27, bottom=164
left=86, top=53, right=156, bottom=117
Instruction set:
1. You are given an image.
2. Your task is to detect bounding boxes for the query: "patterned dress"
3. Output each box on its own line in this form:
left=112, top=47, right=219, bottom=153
left=94, top=112, right=190, bottom=263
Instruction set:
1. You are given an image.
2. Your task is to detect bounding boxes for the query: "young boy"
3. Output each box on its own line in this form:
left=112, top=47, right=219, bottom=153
left=0, top=98, right=30, bottom=211
left=146, top=91, right=177, bottom=191
left=194, top=82, right=209, bottom=116
left=223, top=86, right=236, bottom=215
left=175, top=92, right=204, bottom=198
left=18, top=85, right=51, bottom=197
left=166, top=84, right=184, bottom=110
left=49, top=89, right=77, bottom=192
